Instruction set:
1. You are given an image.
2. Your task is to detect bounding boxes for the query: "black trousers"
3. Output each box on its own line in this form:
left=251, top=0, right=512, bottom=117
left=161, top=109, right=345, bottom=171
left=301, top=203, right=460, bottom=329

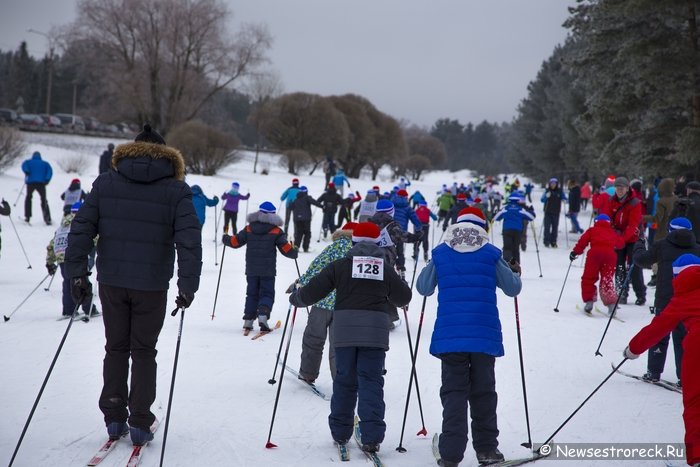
left=616, top=242, right=646, bottom=300
left=648, top=301, right=686, bottom=380
left=284, top=205, right=293, bottom=232
left=438, top=352, right=499, bottom=464
left=223, top=210, right=238, bottom=233
left=502, top=230, right=522, bottom=263
left=24, top=182, right=51, bottom=223
left=98, top=284, right=167, bottom=430
left=294, top=219, right=312, bottom=251
left=413, top=223, right=431, bottom=257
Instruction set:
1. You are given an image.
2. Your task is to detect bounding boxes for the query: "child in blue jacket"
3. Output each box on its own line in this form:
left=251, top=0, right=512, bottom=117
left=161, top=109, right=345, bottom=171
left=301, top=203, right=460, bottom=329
left=493, top=193, right=535, bottom=263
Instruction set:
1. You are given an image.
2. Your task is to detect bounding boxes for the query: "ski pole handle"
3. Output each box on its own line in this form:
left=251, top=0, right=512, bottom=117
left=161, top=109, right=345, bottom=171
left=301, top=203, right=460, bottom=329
left=171, top=306, right=185, bottom=317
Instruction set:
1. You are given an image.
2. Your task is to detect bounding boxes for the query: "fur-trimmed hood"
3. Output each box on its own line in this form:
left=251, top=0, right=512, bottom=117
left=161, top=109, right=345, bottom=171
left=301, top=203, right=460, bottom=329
left=247, top=211, right=284, bottom=227
left=112, top=141, right=186, bottom=182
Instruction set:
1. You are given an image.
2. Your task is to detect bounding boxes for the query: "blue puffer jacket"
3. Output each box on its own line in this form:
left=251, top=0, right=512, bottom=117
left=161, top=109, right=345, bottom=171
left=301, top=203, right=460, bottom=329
left=22, top=152, right=53, bottom=184
left=393, top=196, right=421, bottom=231
left=190, top=185, right=219, bottom=225
left=493, top=201, right=535, bottom=232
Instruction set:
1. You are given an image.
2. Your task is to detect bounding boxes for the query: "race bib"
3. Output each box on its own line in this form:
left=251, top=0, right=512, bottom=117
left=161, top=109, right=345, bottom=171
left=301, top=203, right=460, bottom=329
left=53, top=224, right=71, bottom=256
left=352, top=256, right=384, bottom=281
left=377, top=227, right=394, bottom=248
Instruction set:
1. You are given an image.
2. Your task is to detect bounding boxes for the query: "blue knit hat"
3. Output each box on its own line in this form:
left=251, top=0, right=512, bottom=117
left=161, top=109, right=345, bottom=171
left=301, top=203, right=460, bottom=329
left=549, top=177, right=558, bottom=184
left=232, top=182, right=240, bottom=188
left=668, top=217, right=692, bottom=232
left=508, top=193, right=524, bottom=203
left=259, top=201, right=276, bottom=214
left=300, top=186, right=308, bottom=192
left=418, top=200, right=428, bottom=206
left=70, top=201, right=82, bottom=213
left=672, top=253, right=700, bottom=276
left=595, top=214, right=610, bottom=223
left=376, top=199, right=395, bottom=217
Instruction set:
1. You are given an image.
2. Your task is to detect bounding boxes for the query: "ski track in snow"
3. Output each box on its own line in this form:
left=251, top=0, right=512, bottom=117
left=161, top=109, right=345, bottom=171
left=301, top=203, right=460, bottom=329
left=0, top=132, right=684, bottom=466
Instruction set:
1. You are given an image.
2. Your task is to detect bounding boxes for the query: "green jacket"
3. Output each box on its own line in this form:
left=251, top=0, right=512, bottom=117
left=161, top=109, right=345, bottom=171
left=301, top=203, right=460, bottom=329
left=299, top=230, right=352, bottom=310
left=47, top=214, right=98, bottom=266
left=437, top=193, right=455, bottom=211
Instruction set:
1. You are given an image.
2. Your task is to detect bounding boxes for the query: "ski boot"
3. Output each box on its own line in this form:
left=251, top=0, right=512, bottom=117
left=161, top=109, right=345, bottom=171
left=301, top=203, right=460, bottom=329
left=258, top=315, right=271, bottom=332
left=476, top=448, right=504, bottom=465
left=437, top=460, right=459, bottom=467
left=607, top=304, right=617, bottom=316
left=130, top=426, right=154, bottom=446
left=635, top=297, right=646, bottom=306
left=642, top=371, right=660, bottom=383
left=583, top=301, right=594, bottom=313
left=361, top=442, right=380, bottom=453
left=107, top=421, right=129, bottom=440
left=243, top=319, right=254, bottom=335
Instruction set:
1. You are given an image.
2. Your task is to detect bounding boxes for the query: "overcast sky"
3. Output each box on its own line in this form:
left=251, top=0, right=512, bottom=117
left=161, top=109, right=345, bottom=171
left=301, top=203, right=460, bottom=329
left=1, top=0, right=571, bottom=127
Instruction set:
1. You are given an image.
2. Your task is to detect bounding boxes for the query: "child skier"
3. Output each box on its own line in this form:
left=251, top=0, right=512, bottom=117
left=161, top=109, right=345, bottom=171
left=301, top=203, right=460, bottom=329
left=413, top=200, right=437, bottom=261
left=332, top=169, right=351, bottom=197
left=222, top=202, right=298, bottom=332
left=356, top=189, right=379, bottom=222
left=289, top=222, right=412, bottom=453
left=493, top=193, right=535, bottom=263
left=337, top=191, right=362, bottom=226
left=624, top=253, right=700, bottom=467
left=0, top=198, right=9, bottom=259
left=190, top=185, right=219, bottom=227
left=416, top=207, right=522, bottom=467
left=290, top=186, right=322, bottom=252
left=60, top=178, right=87, bottom=215
left=569, top=214, right=624, bottom=315
left=221, top=182, right=250, bottom=233
left=46, top=201, right=98, bottom=319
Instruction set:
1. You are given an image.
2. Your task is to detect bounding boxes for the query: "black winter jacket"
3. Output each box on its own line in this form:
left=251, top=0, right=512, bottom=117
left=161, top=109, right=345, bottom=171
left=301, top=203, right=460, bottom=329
left=99, top=148, right=113, bottom=174
left=443, top=200, right=468, bottom=229
left=291, top=242, right=412, bottom=350
left=317, top=188, right=343, bottom=214
left=544, top=186, right=565, bottom=214
left=368, top=211, right=421, bottom=267
left=65, top=141, right=202, bottom=293
left=669, top=192, right=700, bottom=244
left=633, top=229, right=700, bottom=308
left=226, top=211, right=298, bottom=276
left=568, top=185, right=581, bottom=213
left=291, top=192, right=321, bottom=222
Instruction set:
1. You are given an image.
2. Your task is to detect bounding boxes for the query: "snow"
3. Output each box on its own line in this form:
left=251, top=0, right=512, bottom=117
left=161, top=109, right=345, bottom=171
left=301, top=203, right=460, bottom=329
left=0, top=132, right=684, bottom=466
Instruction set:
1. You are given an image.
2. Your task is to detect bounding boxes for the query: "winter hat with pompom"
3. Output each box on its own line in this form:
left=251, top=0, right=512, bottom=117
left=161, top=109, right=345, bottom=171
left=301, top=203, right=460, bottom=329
left=134, top=124, right=166, bottom=145
left=376, top=199, right=395, bottom=217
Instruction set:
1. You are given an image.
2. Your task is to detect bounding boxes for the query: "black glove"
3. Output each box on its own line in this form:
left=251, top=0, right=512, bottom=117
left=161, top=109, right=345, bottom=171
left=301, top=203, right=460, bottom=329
left=508, top=259, right=521, bottom=276
left=222, top=234, right=232, bottom=247
left=285, top=280, right=298, bottom=294
left=289, top=290, right=306, bottom=307
left=442, top=224, right=447, bottom=232
left=175, top=291, right=195, bottom=309
left=46, top=263, right=57, bottom=276
left=70, top=276, right=92, bottom=303
left=0, top=199, right=10, bottom=215
left=569, top=252, right=577, bottom=262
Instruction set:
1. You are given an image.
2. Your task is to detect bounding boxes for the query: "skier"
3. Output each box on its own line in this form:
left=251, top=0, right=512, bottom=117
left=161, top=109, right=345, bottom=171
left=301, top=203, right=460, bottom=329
left=222, top=201, right=298, bottom=332
left=356, top=189, right=379, bottom=222
left=46, top=201, right=98, bottom=319
left=0, top=198, right=9, bottom=259
left=392, top=189, right=423, bottom=271
left=413, top=200, right=437, bottom=261
left=221, top=182, right=250, bottom=234
left=398, top=176, right=411, bottom=190
left=21, top=150, right=53, bottom=225
left=332, top=169, right=351, bottom=197
left=65, top=124, right=202, bottom=446
left=436, top=189, right=455, bottom=222
left=291, top=222, right=355, bottom=383
left=642, top=178, right=677, bottom=287
left=580, top=181, right=592, bottom=211
left=289, top=222, right=412, bottom=453
left=523, top=182, right=534, bottom=203
left=442, top=193, right=469, bottom=232
left=410, top=190, right=426, bottom=209
left=599, top=176, right=646, bottom=305
left=416, top=207, right=522, bottom=467
left=317, top=182, right=343, bottom=239
left=60, top=178, right=87, bottom=215
left=670, top=180, right=700, bottom=243
left=337, top=191, right=362, bottom=226
left=632, top=217, right=700, bottom=383
left=290, top=186, right=322, bottom=252
left=567, top=179, right=583, bottom=234
left=623, top=253, right=700, bottom=467
left=190, top=185, right=219, bottom=227
left=99, top=143, right=115, bottom=174
left=493, top=193, right=535, bottom=263
left=280, top=178, right=301, bottom=232
left=569, top=214, right=624, bottom=314
left=541, top=177, right=566, bottom=248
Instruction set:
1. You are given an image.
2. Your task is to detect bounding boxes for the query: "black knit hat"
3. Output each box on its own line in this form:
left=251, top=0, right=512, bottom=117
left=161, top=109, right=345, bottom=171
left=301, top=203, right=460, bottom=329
left=134, top=124, right=166, bottom=145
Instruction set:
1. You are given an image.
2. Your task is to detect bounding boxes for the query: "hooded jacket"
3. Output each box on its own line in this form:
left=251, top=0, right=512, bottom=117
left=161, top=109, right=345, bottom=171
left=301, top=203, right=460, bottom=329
left=190, top=185, right=218, bottom=225
left=572, top=220, right=624, bottom=257
left=317, top=187, right=343, bottom=214
left=393, top=196, right=422, bottom=231
left=65, top=141, right=202, bottom=293
left=222, top=190, right=250, bottom=212
left=226, top=211, right=298, bottom=276
left=493, top=201, right=536, bottom=232
left=291, top=191, right=322, bottom=222
left=643, top=178, right=676, bottom=242
left=21, top=152, right=53, bottom=184
left=291, top=241, right=411, bottom=350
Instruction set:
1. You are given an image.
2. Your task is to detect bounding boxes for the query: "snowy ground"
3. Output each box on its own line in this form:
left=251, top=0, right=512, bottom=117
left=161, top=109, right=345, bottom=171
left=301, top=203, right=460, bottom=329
left=0, top=132, right=685, bottom=466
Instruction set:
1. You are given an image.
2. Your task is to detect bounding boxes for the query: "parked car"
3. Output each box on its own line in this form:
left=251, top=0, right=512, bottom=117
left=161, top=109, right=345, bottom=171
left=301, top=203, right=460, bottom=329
left=39, top=114, right=62, bottom=127
left=54, top=113, right=86, bottom=131
left=99, top=123, right=119, bottom=133
left=18, top=113, right=46, bottom=127
left=84, top=116, right=101, bottom=131
left=0, top=108, right=19, bottom=123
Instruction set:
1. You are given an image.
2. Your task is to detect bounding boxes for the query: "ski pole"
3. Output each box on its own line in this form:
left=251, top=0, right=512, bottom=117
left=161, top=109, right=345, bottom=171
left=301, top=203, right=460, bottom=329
left=538, top=359, right=628, bottom=454
left=563, top=210, right=570, bottom=248
left=13, top=182, right=24, bottom=207
left=8, top=215, right=32, bottom=269
left=44, top=273, right=56, bottom=292
left=513, top=297, right=533, bottom=448
left=159, top=305, right=186, bottom=467
left=579, top=214, right=594, bottom=268
left=530, top=222, right=543, bottom=278
left=210, top=246, right=226, bottom=320
left=214, top=204, right=219, bottom=266
left=437, top=228, right=445, bottom=245
left=267, top=301, right=294, bottom=385
left=552, top=259, right=573, bottom=312
left=8, top=301, right=81, bottom=466
left=4, top=274, right=50, bottom=322
left=594, top=264, right=634, bottom=356
left=409, top=253, right=419, bottom=290
left=265, top=305, right=299, bottom=448
left=396, top=297, right=428, bottom=453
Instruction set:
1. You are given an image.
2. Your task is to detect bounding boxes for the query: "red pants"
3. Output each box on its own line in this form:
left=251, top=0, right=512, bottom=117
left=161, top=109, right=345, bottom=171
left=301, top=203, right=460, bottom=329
left=682, top=335, right=700, bottom=465
left=581, top=248, right=617, bottom=305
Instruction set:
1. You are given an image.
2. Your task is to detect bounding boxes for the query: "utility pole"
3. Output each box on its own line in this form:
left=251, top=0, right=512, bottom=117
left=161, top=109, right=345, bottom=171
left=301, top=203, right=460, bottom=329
left=27, top=29, right=55, bottom=115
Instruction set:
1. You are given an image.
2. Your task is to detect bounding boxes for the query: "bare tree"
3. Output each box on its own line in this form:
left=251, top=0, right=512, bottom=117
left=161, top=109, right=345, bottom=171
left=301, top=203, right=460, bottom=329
left=245, top=70, right=284, bottom=173
left=168, top=119, right=240, bottom=175
left=71, top=0, right=271, bottom=132
left=404, top=125, right=447, bottom=168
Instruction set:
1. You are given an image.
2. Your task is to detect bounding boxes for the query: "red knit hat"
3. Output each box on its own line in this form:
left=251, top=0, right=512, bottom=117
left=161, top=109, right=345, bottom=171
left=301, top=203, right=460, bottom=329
left=71, top=178, right=81, bottom=184
left=351, top=222, right=381, bottom=244
left=328, top=182, right=335, bottom=188
left=340, top=222, right=358, bottom=231
left=456, top=193, right=467, bottom=200
left=456, top=207, right=487, bottom=229
left=397, top=189, right=408, bottom=198
left=292, top=178, right=299, bottom=185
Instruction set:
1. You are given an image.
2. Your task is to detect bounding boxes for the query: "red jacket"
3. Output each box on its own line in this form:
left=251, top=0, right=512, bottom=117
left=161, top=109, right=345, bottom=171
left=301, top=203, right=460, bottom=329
left=580, top=182, right=592, bottom=200
left=599, top=194, right=643, bottom=244
left=572, top=221, right=624, bottom=256
left=415, top=205, right=435, bottom=224
left=591, top=191, right=607, bottom=212
left=629, top=266, right=700, bottom=355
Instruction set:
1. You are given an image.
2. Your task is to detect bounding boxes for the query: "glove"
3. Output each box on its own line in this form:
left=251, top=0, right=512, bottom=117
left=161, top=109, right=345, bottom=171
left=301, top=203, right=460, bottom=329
left=1, top=199, right=10, bottom=215
left=442, top=224, right=447, bottom=232
left=623, top=346, right=639, bottom=360
left=569, top=252, right=577, bottom=262
left=289, top=290, right=306, bottom=307
left=348, top=183, right=351, bottom=188
left=285, top=280, right=299, bottom=294
left=70, top=276, right=92, bottom=303
left=222, top=234, right=232, bottom=247
left=213, top=196, right=219, bottom=202
left=545, top=192, right=551, bottom=198
left=46, top=263, right=57, bottom=276
left=508, top=259, right=521, bottom=276
left=175, top=291, right=195, bottom=309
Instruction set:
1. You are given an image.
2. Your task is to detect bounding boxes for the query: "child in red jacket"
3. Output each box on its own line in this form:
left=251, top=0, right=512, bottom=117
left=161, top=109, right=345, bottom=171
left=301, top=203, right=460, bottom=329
left=624, top=254, right=700, bottom=467
left=569, top=214, right=624, bottom=314
left=413, top=200, right=438, bottom=261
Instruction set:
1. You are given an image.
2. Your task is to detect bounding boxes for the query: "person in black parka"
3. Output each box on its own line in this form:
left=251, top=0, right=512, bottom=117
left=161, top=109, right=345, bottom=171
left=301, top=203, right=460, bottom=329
left=222, top=201, right=298, bottom=332
left=633, top=217, right=700, bottom=384
left=290, top=186, right=322, bottom=252
left=99, top=143, right=115, bottom=174
left=64, top=125, right=202, bottom=446
left=290, top=222, right=412, bottom=452
left=317, top=183, right=344, bottom=239
left=670, top=181, right=700, bottom=244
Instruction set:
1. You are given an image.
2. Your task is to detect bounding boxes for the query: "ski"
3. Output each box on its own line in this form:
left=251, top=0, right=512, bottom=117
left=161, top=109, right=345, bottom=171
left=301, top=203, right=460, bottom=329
left=433, top=433, right=550, bottom=467
left=251, top=320, right=282, bottom=340
left=575, top=305, right=594, bottom=317
left=124, top=419, right=161, bottom=467
left=353, top=416, right=383, bottom=467
left=87, top=435, right=126, bottom=466
left=611, top=363, right=681, bottom=394
left=282, top=364, right=331, bottom=401
left=335, top=441, right=350, bottom=461
left=595, top=307, right=625, bottom=322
